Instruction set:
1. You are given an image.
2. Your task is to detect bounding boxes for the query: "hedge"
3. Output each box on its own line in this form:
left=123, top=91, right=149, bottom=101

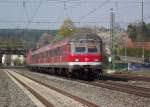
left=118, top=48, right=150, bottom=57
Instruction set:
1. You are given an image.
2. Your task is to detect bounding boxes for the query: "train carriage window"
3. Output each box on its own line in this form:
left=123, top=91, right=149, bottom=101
left=49, top=50, right=51, bottom=57
left=56, top=49, right=58, bottom=56
left=50, top=50, right=52, bottom=57
left=60, top=46, right=63, bottom=55
left=41, top=53, right=43, bottom=58
left=62, top=46, right=65, bottom=55
left=42, top=52, right=44, bottom=59
left=36, top=54, right=38, bottom=62
left=51, top=49, right=54, bottom=57
left=49, top=50, right=52, bottom=57
left=53, top=49, right=57, bottom=56
left=51, top=50, right=53, bottom=57
left=47, top=51, right=48, bottom=57
left=63, top=44, right=70, bottom=55
left=45, top=51, right=48, bottom=58
left=64, top=44, right=70, bottom=52
left=40, top=53, right=43, bottom=58
left=57, top=47, right=60, bottom=56
left=43, top=52, right=45, bottom=58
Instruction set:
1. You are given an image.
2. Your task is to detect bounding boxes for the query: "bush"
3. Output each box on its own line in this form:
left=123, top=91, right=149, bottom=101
left=118, top=48, right=150, bottom=57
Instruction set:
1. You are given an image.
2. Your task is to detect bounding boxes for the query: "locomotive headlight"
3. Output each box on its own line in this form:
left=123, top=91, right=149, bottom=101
left=74, top=58, right=80, bottom=62
left=95, top=59, right=99, bottom=62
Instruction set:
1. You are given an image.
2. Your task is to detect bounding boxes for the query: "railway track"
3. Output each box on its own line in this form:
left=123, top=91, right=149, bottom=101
left=88, top=81, right=150, bottom=98
left=62, top=76, right=150, bottom=98
left=103, top=74, right=150, bottom=82
left=10, top=68, right=150, bottom=100
left=5, top=69, right=99, bottom=107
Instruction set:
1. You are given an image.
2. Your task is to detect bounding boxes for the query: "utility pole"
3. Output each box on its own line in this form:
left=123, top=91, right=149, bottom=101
left=142, top=0, right=145, bottom=63
left=142, top=0, right=143, bottom=23
left=110, top=8, right=115, bottom=70
left=125, top=37, right=127, bottom=63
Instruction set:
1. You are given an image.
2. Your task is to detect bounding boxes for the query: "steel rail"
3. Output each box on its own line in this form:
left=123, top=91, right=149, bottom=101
left=88, top=81, right=150, bottom=98
left=13, top=69, right=150, bottom=100
left=104, top=74, right=150, bottom=82
left=7, top=70, right=54, bottom=107
left=9, top=70, right=99, bottom=107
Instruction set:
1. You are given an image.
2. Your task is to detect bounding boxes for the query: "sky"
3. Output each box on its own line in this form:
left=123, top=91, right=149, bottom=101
left=0, top=0, right=150, bottom=30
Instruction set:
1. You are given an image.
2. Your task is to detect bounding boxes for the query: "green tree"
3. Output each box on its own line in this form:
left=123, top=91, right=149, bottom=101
left=58, top=19, right=76, bottom=37
left=127, top=22, right=150, bottom=42
left=127, top=24, right=137, bottom=40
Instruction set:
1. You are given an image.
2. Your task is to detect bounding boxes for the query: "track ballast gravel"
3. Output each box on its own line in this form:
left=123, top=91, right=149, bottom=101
left=15, top=68, right=150, bottom=107
left=0, top=69, right=36, bottom=107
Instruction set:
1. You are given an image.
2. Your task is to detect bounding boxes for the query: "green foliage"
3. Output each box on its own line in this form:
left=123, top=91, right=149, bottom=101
left=58, top=28, right=76, bottom=37
left=14, top=58, right=25, bottom=65
left=0, top=37, right=23, bottom=48
left=127, top=22, right=150, bottom=42
left=14, top=58, right=22, bottom=65
left=58, top=18, right=76, bottom=37
left=127, top=24, right=137, bottom=40
left=0, top=29, right=58, bottom=49
left=146, top=23, right=150, bottom=30
left=118, top=48, right=150, bottom=57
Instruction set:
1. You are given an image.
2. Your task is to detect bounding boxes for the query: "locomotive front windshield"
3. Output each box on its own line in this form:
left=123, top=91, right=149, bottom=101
left=73, top=39, right=100, bottom=54
left=87, top=40, right=98, bottom=53
left=75, top=47, right=86, bottom=53
left=74, top=42, right=86, bottom=53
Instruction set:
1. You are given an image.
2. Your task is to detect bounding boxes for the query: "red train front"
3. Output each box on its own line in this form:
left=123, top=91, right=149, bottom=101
left=26, top=33, right=103, bottom=80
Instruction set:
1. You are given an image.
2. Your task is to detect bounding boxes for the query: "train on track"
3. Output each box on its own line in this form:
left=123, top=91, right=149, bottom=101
left=26, top=33, right=103, bottom=80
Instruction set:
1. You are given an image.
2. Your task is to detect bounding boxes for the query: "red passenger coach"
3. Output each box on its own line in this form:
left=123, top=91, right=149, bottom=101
left=26, top=33, right=103, bottom=80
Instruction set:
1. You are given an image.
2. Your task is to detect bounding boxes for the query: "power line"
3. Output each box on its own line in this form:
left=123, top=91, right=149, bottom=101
left=63, top=0, right=69, bottom=18
left=1, top=0, right=150, bottom=3
left=30, top=0, right=43, bottom=22
left=23, top=0, right=30, bottom=23
left=78, top=0, right=111, bottom=21
left=24, top=0, right=43, bottom=29
left=0, top=20, right=134, bottom=24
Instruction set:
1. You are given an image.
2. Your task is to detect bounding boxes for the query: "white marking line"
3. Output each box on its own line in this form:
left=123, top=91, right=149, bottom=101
left=7, top=70, right=87, bottom=107
left=30, top=62, right=102, bottom=66
left=5, top=70, right=46, bottom=107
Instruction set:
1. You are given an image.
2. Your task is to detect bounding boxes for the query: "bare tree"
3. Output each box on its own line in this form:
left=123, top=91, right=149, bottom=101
left=36, top=32, right=53, bottom=48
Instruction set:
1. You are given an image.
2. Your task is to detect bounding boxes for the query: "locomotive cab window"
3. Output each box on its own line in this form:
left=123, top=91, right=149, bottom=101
left=73, top=39, right=100, bottom=54
left=87, top=45, right=97, bottom=53
left=87, top=40, right=99, bottom=53
left=74, top=41, right=86, bottom=53
left=75, top=46, right=86, bottom=53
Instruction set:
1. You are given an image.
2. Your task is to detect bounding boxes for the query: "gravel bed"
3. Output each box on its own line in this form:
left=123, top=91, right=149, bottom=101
left=15, top=68, right=150, bottom=107
left=105, top=79, right=150, bottom=89
left=125, top=80, right=150, bottom=88
left=0, top=69, right=36, bottom=107
left=112, top=80, right=150, bottom=89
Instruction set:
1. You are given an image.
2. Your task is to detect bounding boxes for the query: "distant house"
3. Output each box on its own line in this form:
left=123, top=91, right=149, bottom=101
left=127, top=38, right=150, bottom=50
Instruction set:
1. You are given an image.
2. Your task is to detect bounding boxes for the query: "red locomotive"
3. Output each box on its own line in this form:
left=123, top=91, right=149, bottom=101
left=26, top=33, right=103, bottom=80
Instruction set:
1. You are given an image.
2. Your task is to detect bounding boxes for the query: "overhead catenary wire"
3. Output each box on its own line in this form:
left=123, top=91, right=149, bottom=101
left=23, top=0, right=43, bottom=29
left=0, top=0, right=149, bottom=29
left=23, top=0, right=30, bottom=24
left=63, top=0, right=70, bottom=18
left=78, top=0, right=111, bottom=21
left=1, top=0, right=150, bottom=3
